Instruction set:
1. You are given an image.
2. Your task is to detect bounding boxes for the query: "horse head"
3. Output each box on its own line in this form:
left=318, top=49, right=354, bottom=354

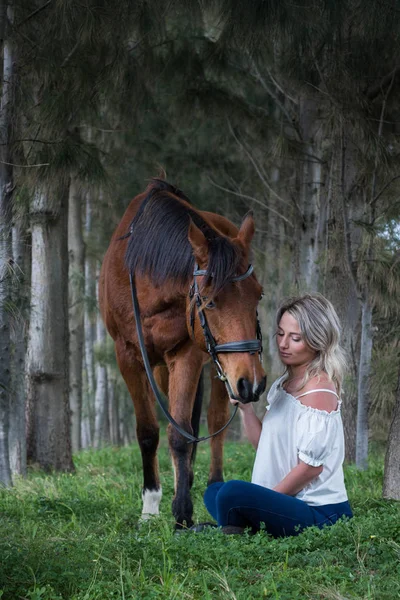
left=187, top=212, right=267, bottom=404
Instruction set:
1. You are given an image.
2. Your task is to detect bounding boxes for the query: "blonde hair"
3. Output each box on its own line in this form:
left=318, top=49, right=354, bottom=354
left=276, top=293, right=347, bottom=394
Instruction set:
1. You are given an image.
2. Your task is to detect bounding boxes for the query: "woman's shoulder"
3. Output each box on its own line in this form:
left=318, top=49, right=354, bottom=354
left=295, top=374, right=339, bottom=413
left=266, top=375, right=285, bottom=404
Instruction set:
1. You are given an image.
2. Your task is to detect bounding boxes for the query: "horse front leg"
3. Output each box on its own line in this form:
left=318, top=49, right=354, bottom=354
left=115, top=340, right=162, bottom=520
left=207, top=366, right=230, bottom=485
left=165, top=346, right=204, bottom=529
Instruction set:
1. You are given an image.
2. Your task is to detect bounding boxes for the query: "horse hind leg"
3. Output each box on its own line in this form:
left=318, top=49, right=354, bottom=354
left=115, top=340, right=162, bottom=520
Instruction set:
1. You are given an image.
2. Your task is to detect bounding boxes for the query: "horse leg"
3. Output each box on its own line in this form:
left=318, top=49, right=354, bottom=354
left=115, top=340, right=162, bottom=519
left=207, top=367, right=230, bottom=485
left=189, top=369, right=204, bottom=489
left=165, top=348, right=204, bottom=529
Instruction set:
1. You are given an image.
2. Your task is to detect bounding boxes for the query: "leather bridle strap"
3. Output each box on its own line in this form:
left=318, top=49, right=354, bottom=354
left=215, top=341, right=261, bottom=353
left=191, top=263, right=262, bottom=400
left=193, top=264, right=254, bottom=281
left=129, top=272, right=238, bottom=444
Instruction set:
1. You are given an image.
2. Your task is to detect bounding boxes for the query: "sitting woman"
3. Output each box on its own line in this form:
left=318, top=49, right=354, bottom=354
left=202, top=293, right=353, bottom=536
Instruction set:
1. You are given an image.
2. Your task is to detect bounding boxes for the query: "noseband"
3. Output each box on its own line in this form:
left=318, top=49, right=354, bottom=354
left=189, top=263, right=263, bottom=402
left=129, top=263, right=263, bottom=444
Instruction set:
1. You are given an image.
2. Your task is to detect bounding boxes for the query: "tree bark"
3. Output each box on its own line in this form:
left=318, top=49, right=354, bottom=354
left=82, top=191, right=95, bottom=448
left=108, top=369, right=120, bottom=446
left=68, top=180, right=84, bottom=453
left=356, top=294, right=373, bottom=470
left=325, top=139, right=360, bottom=463
left=383, top=363, right=400, bottom=500
left=0, top=0, right=14, bottom=487
left=26, top=184, right=74, bottom=471
left=93, top=307, right=109, bottom=448
left=294, top=96, right=326, bottom=290
left=9, top=225, right=29, bottom=476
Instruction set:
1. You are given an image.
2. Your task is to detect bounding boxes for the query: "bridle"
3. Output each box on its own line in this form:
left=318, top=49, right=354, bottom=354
left=129, top=262, right=263, bottom=444
left=189, top=263, right=263, bottom=401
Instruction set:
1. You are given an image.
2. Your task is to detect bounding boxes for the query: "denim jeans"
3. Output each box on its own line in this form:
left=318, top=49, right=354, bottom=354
left=204, top=480, right=353, bottom=536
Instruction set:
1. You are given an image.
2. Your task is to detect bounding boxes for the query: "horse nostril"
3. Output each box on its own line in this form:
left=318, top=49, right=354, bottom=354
left=237, top=377, right=253, bottom=402
left=256, top=376, right=267, bottom=398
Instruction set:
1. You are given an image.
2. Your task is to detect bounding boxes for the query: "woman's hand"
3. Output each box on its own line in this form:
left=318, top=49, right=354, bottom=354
left=230, top=398, right=262, bottom=448
left=229, top=397, right=254, bottom=411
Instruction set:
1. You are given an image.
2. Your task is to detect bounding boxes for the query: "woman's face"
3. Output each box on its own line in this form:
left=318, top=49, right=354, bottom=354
left=276, top=311, right=317, bottom=369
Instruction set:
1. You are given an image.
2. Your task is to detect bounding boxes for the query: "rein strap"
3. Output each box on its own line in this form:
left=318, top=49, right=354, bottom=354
left=129, top=272, right=238, bottom=444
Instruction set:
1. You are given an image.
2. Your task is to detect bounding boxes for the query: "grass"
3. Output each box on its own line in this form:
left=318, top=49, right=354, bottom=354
left=0, top=441, right=399, bottom=599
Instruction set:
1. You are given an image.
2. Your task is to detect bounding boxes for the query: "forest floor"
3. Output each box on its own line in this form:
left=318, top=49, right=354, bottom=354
left=0, top=440, right=399, bottom=599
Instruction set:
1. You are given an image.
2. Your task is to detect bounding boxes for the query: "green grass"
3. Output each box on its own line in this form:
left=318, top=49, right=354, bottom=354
left=0, top=441, right=399, bottom=600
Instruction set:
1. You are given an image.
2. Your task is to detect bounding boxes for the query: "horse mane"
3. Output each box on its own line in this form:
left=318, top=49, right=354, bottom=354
left=125, top=178, right=241, bottom=296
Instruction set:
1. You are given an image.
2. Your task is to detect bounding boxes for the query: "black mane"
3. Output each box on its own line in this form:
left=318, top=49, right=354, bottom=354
left=125, top=179, right=241, bottom=295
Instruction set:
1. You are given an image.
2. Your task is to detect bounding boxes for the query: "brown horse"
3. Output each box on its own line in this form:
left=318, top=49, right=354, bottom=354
left=99, top=178, right=266, bottom=528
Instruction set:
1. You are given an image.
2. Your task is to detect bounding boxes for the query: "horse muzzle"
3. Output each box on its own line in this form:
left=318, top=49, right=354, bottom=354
left=236, top=375, right=267, bottom=404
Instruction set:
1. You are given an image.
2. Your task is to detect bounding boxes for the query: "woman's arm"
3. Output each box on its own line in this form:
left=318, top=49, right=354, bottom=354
left=231, top=400, right=262, bottom=449
left=273, top=460, right=323, bottom=496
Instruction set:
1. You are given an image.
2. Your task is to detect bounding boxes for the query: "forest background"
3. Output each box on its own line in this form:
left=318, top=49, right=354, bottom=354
left=0, top=0, right=400, bottom=496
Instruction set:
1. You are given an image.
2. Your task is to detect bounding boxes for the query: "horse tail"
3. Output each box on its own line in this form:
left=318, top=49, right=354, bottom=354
left=190, top=368, right=204, bottom=464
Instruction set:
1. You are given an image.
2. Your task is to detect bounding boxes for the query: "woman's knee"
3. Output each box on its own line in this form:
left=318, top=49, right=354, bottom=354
left=214, top=479, right=247, bottom=503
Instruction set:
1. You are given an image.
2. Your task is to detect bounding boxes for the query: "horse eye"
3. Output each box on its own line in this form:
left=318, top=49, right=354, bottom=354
left=259, top=293, right=264, bottom=301
left=206, top=300, right=216, bottom=309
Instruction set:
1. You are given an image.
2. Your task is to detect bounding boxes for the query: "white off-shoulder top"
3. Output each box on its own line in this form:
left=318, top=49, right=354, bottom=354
left=251, top=376, right=349, bottom=506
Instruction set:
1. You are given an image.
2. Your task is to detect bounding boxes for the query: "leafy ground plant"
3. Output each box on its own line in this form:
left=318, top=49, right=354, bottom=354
left=0, top=441, right=399, bottom=599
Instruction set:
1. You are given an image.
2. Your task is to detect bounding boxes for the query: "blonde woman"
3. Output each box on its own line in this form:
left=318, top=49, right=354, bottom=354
left=200, top=293, right=353, bottom=535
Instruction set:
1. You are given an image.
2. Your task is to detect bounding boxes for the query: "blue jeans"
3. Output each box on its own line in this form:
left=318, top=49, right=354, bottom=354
left=204, top=480, right=353, bottom=536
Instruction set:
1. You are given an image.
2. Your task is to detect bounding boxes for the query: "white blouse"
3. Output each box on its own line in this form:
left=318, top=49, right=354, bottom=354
left=251, top=376, right=349, bottom=506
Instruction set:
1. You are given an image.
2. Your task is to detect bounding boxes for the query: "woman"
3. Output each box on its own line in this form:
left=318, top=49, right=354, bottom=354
left=200, top=293, right=353, bottom=536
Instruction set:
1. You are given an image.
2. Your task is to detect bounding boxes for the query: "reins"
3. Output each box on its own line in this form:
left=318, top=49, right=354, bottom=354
left=127, top=253, right=263, bottom=444
left=129, top=272, right=241, bottom=444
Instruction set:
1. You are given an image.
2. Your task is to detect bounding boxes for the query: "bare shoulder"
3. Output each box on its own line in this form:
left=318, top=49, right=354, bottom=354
left=296, top=374, right=339, bottom=413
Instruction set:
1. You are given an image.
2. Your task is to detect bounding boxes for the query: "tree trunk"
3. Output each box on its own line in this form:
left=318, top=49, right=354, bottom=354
left=93, top=271, right=109, bottom=449
left=68, top=180, right=85, bottom=453
left=9, top=225, right=29, bottom=476
left=383, top=363, right=400, bottom=499
left=0, top=0, right=14, bottom=487
left=356, top=294, right=373, bottom=470
left=293, top=96, right=326, bottom=289
left=120, top=393, right=135, bottom=446
left=82, top=191, right=95, bottom=448
left=325, top=139, right=360, bottom=463
left=26, top=184, right=74, bottom=471
left=108, top=370, right=120, bottom=446
left=263, top=157, right=289, bottom=378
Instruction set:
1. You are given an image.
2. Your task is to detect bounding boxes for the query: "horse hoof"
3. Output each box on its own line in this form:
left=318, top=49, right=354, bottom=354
left=220, top=526, right=245, bottom=535
left=189, top=522, right=218, bottom=533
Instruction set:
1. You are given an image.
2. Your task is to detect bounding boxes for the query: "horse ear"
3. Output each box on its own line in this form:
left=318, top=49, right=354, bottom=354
left=188, top=220, right=209, bottom=266
left=236, top=211, right=255, bottom=247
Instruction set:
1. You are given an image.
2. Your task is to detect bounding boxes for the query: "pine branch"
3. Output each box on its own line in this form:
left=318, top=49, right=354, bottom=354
left=15, top=0, right=53, bottom=29
left=249, top=58, right=302, bottom=142
left=370, top=70, right=396, bottom=210
left=265, top=66, right=298, bottom=106
left=207, top=176, right=294, bottom=227
left=227, top=118, right=293, bottom=210
left=61, top=40, right=80, bottom=68
left=370, top=175, right=400, bottom=207
left=0, top=160, right=49, bottom=167
left=366, top=67, right=399, bottom=101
